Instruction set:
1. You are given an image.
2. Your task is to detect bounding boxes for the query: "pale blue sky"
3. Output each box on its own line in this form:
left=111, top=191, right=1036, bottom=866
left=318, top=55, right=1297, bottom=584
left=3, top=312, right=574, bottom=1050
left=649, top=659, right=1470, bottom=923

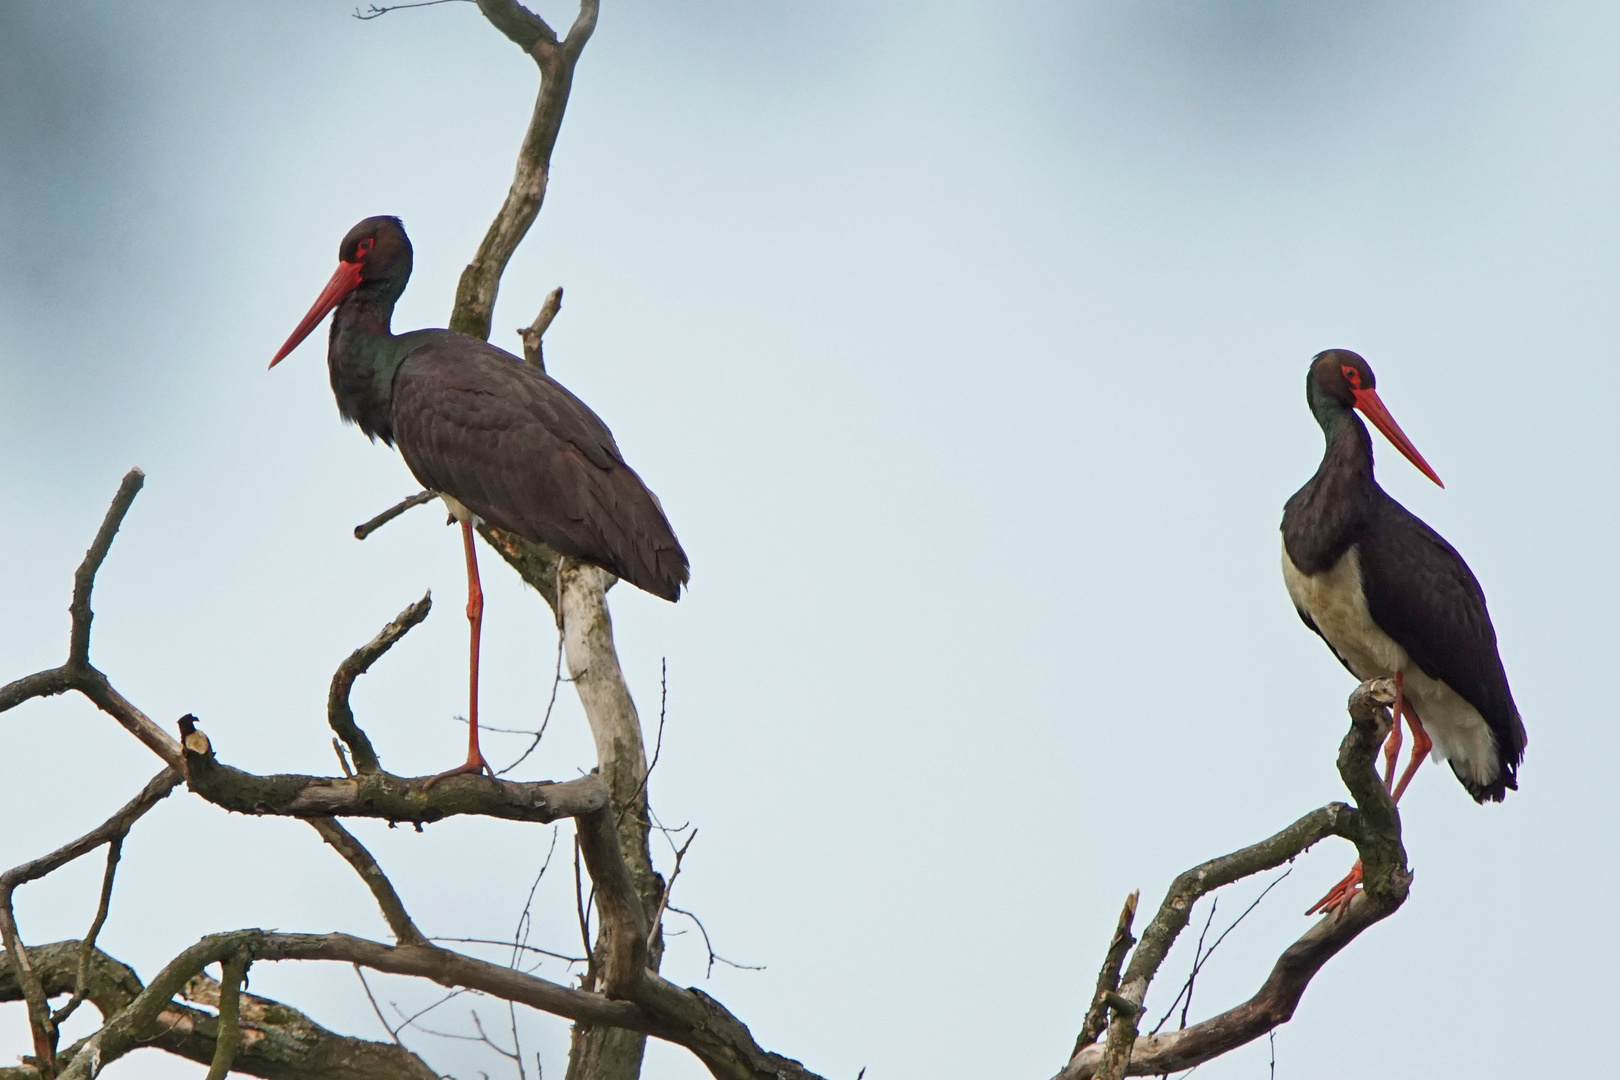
left=4, top=3, right=1616, bottom=1077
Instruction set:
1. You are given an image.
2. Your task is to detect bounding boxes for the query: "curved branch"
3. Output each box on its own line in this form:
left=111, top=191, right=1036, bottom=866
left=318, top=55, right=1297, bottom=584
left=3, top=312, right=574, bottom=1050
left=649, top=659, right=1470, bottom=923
left=450, top=0, right=599, bottom=340
left=69, top=468, right=144, bottom=669
left=1061, top=678, right=1411, bottom=1079
left=328, top=592, right=433, bottom=774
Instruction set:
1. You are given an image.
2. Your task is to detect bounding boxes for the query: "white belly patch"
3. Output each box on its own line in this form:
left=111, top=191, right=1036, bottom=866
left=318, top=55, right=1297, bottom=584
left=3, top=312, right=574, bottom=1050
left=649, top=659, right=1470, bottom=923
left=1282, top=541, right=1499, bottom=788
left=439, top=493, right=481, bottom=526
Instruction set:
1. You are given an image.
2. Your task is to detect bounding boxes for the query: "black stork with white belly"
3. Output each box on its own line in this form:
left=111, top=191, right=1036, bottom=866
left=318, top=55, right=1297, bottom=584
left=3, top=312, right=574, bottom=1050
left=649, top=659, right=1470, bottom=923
left=272, top=216, right=688, bottom=780
left=1282, top=349, right=1525, bottom=914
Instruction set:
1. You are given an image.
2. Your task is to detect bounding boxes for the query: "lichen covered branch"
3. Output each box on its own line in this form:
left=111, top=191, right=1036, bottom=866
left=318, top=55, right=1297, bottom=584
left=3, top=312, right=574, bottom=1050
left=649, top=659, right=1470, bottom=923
left=179, top=716, right=608, bottom=825
left=1, top=938, right=440, bottom=1079
left=1060, top=678, right=1411, bottom=1080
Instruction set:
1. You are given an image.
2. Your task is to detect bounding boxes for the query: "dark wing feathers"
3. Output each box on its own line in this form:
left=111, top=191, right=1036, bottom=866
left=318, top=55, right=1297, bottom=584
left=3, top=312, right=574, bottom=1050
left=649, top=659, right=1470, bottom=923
left=389, top=334, right=689, bottom=601
left=1358, top=494, right=1526, bottom=799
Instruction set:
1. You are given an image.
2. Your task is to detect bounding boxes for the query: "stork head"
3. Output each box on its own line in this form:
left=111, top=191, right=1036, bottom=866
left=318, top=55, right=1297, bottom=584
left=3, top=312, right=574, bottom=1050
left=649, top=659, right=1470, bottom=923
left=1308, top=349, right=1443, bottom=488
left=270, top=216, right=413, bottom=367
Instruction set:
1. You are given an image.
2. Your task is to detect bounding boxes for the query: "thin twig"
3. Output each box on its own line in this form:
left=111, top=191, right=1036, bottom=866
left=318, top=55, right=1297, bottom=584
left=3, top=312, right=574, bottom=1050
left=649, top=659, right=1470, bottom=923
left=430, top=938, right=586, bottom=964
left=499, top=633, right=565, bottom=776
left=353, top=490, right=437, bottom=540
left=354, top=1, right=473, bottom=23
left=617, top=658, right=668, bottom=826
left=572, top=837, right=592, bottom=970
left=1149, top=900, right=1218, bottom=1037
left=518, top=829, right=558, bottom=954
left=664, top=906, right=765, bottom=977
left=391, top=986, right=474, bottom=1035
left=354, top=964, right=408, bottom=1049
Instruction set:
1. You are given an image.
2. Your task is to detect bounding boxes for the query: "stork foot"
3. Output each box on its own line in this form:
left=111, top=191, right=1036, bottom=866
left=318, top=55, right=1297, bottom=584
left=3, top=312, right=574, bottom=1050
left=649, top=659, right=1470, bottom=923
left=424, top=754, right=494, bottom=786
left=1306, top=859, right=1362, bottom=918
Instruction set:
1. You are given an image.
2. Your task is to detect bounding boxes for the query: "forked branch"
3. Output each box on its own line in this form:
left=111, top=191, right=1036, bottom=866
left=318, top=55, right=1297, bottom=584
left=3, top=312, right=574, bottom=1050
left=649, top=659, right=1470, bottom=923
left=1062, top=679, right=1411, bottom=1079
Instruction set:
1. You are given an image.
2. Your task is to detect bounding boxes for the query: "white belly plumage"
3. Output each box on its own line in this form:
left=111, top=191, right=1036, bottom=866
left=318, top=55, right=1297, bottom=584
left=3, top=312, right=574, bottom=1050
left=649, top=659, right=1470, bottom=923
left=440, top=493, right=482, bottom=526
left=1281, top=541, right=1499, bottom=789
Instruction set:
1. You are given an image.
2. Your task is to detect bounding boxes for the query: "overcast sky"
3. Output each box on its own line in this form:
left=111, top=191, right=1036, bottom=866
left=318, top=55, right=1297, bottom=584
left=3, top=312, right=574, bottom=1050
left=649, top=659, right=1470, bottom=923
left=4, top=2, right=1618, bottom=1077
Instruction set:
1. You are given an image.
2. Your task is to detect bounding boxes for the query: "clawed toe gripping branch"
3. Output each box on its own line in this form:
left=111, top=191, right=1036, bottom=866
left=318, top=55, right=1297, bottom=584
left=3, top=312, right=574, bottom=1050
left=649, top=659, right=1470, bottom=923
left=1060, top=679, right=1411, bottom=1080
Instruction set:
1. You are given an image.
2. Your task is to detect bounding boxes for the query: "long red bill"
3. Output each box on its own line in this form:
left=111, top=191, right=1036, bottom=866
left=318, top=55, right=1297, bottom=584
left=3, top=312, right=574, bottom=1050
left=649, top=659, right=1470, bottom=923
left=270, top=260, right=365, bottom=367
left=1352, top=388, right=1444, bottom=488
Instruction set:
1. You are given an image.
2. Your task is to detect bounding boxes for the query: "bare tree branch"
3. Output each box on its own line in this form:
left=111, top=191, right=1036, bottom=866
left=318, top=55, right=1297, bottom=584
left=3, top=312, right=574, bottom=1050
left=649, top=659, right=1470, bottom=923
left=178, top=716, right=609, bottom=824
left=2, top=940, right=440, bottom=1080
left=574, top=805, right=649, bottom=999
left=450, top=0, right=600, bottom=342
left=0, top=767, right=180, bottom=1076
left=354, top=0, right=473, bottom=19
left=309, top=818, right=430, bottom=946
left=49, top=837, right=126, bottom=1029
left=1060, top=679, right=1411, bottom=1080
left=1074, top=892, right=1139, bottom=1056
left=329, top=591, right=434, bottom=773
left=203, top=948, right=250, bottom=1080
left=1, top=470, right=183, bottom=771
left=69, top=468, right=144, bottom=669
left=518, top=286, right=564, bottom=370
left=354, top=489, right=438, bottom=540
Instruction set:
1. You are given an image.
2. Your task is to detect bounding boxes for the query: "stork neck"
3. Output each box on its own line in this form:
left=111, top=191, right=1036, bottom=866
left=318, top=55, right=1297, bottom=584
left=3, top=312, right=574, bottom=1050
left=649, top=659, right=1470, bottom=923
left=327, top=286, right=408, bottom=444
left=1282, top=406, right=1378, bottom=574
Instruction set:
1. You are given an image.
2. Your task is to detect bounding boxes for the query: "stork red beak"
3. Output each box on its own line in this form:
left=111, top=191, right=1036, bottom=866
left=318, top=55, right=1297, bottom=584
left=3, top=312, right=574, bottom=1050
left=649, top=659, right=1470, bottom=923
left=1352, top=388, right=1444, bottom=488
left=270, top=260, right=365, bottom=368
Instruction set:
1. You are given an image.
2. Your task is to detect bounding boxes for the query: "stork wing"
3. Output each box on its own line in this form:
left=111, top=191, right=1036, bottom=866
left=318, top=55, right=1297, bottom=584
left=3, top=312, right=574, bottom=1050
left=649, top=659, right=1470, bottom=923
left=390, top=334, right=689, bottom=601
left=1357, top=495, right=1525, bottom=790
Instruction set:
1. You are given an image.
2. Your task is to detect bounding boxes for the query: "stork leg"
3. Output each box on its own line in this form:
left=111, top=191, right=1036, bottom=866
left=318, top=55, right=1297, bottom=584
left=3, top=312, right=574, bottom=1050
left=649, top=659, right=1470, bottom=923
left=1309, top=673, right=1418, bottom=917
left=1389, top=708, right=1432, bottom=805
left=428, top=520, right=493, bottom=782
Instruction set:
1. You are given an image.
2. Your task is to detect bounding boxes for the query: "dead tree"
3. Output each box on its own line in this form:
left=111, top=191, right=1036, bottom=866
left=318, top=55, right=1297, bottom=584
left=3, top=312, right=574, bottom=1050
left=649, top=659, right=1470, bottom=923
left=2, top=3, right=1415, bottom=1078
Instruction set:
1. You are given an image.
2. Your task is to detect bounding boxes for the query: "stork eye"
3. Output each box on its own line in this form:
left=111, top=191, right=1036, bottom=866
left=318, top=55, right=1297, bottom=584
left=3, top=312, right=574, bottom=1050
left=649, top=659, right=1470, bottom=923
left=1340, top=365, right=1362, bottom=389
left=355, top=237, right=375, bottom=258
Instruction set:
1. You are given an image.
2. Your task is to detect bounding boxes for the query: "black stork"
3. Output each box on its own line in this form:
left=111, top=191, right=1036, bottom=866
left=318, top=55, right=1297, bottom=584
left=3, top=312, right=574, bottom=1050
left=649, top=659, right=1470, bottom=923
left=271, top=216, right=688, bottom=779
left=1281, top=349, right=1525, bottom=914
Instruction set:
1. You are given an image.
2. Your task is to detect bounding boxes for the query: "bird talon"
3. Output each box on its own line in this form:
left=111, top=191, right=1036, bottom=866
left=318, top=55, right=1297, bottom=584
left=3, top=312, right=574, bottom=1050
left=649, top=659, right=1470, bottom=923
left=1305, top=859, right=1363, bottom=917
left=424, top=756, right=495, bottom=786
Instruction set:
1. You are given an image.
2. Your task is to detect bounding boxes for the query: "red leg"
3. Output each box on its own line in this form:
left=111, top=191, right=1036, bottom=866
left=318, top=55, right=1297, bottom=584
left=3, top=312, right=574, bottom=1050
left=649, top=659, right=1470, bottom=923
left=1390, top=709, right=1432, bottom=805
left=428, top=520, right=492, bottom=783
left=1381, top=707, right=1404, bottom=791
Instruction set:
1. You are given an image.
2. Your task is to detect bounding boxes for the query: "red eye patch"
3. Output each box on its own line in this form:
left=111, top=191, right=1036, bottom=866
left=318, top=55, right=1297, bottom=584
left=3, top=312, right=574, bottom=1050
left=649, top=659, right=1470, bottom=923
left=1340, top=365, right=1363, bottom=389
